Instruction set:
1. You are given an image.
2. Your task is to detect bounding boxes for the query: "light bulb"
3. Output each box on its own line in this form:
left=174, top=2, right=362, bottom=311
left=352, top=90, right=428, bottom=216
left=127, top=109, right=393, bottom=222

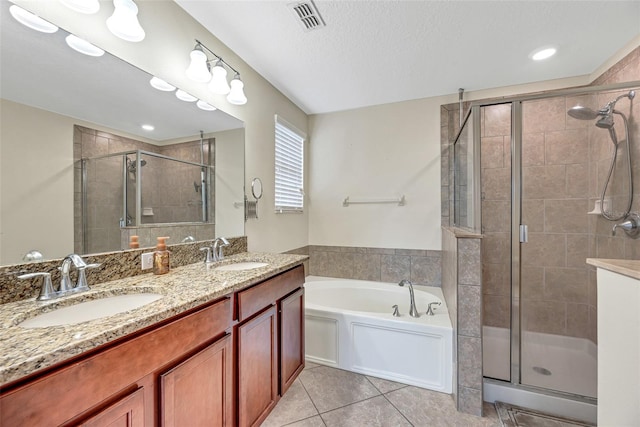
left=149, top=77, right=176, bottom=92
left=106, top=0, right=145, bottom=42
left=9, top=5, right=58, bottom=33
left=196, top=100, right=217, bottom=111
left=59, top=0, right=100, bottom=14
left=65, top=34, right=105, bottom=57
left=208, top=60, right=231, bottom=95
left=175, top=90, right=197, bottom=102
left=185, top=48, right=211, bottom=83
left=227, top=75, right=247, bottom=105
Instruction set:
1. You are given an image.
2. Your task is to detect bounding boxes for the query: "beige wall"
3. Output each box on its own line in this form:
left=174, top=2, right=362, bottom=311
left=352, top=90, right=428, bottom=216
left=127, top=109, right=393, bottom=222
left=13, top=0, right=309, bottom=254
left=0, top=100, right=75, bottom=264
left=215, top=128, right=245, bottom=238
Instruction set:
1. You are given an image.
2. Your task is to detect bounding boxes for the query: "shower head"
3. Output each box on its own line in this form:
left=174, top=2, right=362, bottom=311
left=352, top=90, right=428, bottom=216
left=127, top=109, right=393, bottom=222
left=567, top=105, right=600, bottom=120
left=127, top=158, right=147, bottom=172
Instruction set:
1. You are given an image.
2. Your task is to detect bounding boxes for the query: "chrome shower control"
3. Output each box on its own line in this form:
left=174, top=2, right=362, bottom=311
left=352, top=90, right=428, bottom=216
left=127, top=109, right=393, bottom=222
left=612, top=213, right=640, bottom=238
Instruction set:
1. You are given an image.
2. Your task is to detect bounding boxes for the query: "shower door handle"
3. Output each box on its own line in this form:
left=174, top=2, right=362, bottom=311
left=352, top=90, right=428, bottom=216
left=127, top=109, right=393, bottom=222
left=519, top=224, right=528, bottom=243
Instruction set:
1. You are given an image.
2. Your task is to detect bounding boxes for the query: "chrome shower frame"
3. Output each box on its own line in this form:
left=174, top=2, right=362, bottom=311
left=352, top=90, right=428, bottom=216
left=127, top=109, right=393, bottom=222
left=458, top=79, right=640, bottom=417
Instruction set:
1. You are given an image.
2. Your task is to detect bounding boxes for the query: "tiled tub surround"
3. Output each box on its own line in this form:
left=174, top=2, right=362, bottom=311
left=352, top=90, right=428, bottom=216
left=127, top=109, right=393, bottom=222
left=0, top=250, right=307, bottom=386
left=0, top=236, right=247, bottom=305
left=307, top=245, right=442, bottom=286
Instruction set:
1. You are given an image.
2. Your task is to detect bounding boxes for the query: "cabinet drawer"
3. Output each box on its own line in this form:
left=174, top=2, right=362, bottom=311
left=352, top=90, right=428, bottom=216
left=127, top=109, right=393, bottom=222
left=237, top=265, right=304, bottom=322
left=0, top=296, right=232, bottom=427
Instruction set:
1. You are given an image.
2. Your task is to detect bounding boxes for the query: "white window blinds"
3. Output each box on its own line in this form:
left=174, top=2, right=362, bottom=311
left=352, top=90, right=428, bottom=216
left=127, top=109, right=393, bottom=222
left=275, top=116, right=305, bottom=213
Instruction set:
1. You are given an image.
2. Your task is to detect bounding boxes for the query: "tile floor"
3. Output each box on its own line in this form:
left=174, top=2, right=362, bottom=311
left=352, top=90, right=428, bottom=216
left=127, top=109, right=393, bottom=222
left=261, top=362, right=501, bottom=427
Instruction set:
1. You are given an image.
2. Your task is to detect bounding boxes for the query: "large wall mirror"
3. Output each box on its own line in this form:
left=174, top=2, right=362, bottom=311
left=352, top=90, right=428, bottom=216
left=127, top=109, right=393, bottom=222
left=0, top=3, right=245, bottom=265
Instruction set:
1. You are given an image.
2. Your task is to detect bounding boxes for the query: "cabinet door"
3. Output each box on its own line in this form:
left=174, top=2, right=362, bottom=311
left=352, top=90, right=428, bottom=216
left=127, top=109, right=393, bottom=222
left=161, top=334, right=233, bottom=427
left=79, top=388, right=145, bottom=427
left=237, top=306, right=278, bottom=427
left=279, top=288, right=305, bottom=395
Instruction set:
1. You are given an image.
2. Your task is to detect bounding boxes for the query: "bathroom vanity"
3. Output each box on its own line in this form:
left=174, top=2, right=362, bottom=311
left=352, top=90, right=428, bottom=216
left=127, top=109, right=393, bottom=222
left=587, top=258, right=640, bottom=427
left=0, top=253, right=306, bottom=427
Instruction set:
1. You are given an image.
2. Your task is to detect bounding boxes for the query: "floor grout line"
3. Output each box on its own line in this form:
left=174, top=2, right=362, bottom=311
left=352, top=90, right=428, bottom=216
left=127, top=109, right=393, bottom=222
left=297, top=375, right=326, bottom=426
left=381, top=390, right=415, bottom=427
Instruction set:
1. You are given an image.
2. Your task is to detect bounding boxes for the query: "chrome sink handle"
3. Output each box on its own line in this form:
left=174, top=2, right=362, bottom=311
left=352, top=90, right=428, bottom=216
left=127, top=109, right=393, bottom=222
left=200, top=247, right=215, bottom=263
left=59, top=254, right=87, bottom=292
left=426, top=301, right=441, bottom=316
left=75, top=263, right=101, bottom=292
left=18, top=272, right=55, bottom=301
left=392, top=305, right=400, bottom=317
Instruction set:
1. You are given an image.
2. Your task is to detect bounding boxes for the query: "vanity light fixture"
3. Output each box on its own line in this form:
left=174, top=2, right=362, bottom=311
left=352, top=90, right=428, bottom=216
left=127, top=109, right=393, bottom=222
left=227, top=73, right=247, bottom=105
left=65, top=34, right=105, bottom=57
left=149, top=76, right=176, bottom=92
left=196, top=100, right=217, bottom=111
left=175, top=89, right=197, bottom=102
left=185, top=40, right=247, bottom=104
left=106, top=0, right=145, bottom=42
left=59, top=0, right=100, bottom=14
left=9, top=5, right=58, bottom=33
left=530, top=46, right=557, bottom=61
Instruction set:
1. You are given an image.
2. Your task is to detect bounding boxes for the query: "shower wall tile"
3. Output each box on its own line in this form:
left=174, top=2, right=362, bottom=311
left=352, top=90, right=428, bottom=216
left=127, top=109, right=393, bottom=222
left=522, top=98, right=566, bottom=133
left=480, top=136, right=505, bottom=169
left=481, top=262, right=509, bottom=296
left=482, top=294, right=510, bottom=328
left=567, top=234, right=589, bottom=268
left=481, top=233, right=509, bottom=264
left=520, top=266, right=544, bottom=300
left=544, top=267, right=588, bottom=303
left=483, top=104, right=511, bottom=137
left=522, top=300, right=566, bottom=335
left=522, top=199, right=544, bottom=232
left=522, top=165, right=567, bottom=199
left=481, top=167, right=510, bottom=200
left=481, top=200, right=510, bottom=233
left=566, top=163, right=589, bottom=198
left=521, top=233, right=566, bottom=267
left=522, top=133, right=545, bottom=166
left=544, top=199, right=589, bottom=233
left=566, top=303, right=590, bottom=339
left=458, top=285, right=481, bottom=337
left=544, top=128, right=589, bottom=165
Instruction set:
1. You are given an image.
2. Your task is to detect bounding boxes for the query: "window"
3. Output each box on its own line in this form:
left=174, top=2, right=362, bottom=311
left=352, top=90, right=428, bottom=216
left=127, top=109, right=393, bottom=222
left=275, top=116, right=305, bottom=213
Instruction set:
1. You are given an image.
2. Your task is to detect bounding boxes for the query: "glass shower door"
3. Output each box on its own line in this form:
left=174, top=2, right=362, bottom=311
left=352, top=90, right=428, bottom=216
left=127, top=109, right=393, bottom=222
left=518, top=95, right=596, bottom=398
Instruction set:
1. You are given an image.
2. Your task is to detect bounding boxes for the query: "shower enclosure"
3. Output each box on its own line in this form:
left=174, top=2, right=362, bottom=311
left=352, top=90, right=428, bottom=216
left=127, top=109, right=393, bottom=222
left=81, top=150, right=212, bottom=254
left=452, top=82, right=639, bottom=409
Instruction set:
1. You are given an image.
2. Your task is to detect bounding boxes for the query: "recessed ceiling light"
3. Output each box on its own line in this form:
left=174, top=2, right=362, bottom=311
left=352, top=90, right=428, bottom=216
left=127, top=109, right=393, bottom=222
left=530, top=46, right=557, bottom=61
left=65, top=34, right=105, bottom=57
left=175, top=89, right=197, bottom=102
left=141, top=124, right=154, bottom=131
left=149, top=77, right=175, bottom=92
left=9, top=5, right=58, bottom=33
left=196, top=100, right=217, bottom=111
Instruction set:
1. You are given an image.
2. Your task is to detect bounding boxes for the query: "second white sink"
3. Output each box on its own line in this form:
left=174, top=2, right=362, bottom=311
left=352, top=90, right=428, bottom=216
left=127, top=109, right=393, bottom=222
left=214, top=262, right=269, bottom=272
left=20, top=293, right=164, bottom=328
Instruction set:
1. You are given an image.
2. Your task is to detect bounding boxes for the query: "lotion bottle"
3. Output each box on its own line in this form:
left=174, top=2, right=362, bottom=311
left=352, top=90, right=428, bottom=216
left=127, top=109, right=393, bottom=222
left=153, top=237, right=170, bottom=275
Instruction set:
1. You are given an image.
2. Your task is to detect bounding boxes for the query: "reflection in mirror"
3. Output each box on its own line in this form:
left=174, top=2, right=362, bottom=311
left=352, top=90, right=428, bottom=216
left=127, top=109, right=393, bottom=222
left=0, top=3, right=245, bottom=265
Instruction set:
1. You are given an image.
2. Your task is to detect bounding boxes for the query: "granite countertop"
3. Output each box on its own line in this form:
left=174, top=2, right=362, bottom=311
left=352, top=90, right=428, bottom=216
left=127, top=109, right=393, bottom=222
left=0, top=252, right=307, bottom=387
left=586, top=258, right=640, bottom=281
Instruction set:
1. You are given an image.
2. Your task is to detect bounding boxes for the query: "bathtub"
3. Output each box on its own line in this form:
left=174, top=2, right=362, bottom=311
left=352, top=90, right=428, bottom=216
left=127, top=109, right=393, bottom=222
left=304, top=276, right=453, bottom=393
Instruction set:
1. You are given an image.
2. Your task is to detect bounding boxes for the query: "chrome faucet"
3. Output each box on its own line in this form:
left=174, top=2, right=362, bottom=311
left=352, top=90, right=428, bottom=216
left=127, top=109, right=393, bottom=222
left=19, top=254, right=100, bottom=301
left=398, top=279, right=420, bottom=318
left=612, top=213, right=639, bottom=237
left=212, top=237, right=230, bottom=261
left=426, top=301, right=441, bottom=316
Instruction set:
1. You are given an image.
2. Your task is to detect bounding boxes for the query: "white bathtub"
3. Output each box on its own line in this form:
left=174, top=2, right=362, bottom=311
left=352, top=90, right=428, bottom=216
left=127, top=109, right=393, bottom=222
left=304, top=276, right=453, bottom=393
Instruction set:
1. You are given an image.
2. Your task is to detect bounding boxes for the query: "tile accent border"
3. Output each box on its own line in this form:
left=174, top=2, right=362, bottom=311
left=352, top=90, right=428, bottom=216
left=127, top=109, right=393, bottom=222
left=291, top=245, right=442, bottom=286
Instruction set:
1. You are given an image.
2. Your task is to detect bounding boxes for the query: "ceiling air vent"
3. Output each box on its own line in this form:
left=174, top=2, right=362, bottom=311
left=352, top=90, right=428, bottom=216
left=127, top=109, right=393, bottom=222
left=288, top=1, right=325, bottom=32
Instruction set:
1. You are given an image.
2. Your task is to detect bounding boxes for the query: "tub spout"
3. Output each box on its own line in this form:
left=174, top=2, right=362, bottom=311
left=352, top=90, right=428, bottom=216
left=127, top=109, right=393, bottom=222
left=398, top=279, right=420, bottom=318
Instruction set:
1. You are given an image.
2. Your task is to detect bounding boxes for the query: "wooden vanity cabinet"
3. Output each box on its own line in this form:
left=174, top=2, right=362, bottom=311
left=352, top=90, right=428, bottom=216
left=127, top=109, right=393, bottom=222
left=236, top=265, right=305, bottom=427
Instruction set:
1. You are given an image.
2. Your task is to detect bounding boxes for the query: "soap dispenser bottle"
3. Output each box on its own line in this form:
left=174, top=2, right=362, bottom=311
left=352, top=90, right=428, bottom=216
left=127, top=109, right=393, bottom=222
left=153, top=237, right=170, bottom=275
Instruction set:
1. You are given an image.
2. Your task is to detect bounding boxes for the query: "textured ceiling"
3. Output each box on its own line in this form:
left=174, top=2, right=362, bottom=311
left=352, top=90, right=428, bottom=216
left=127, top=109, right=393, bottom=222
left=176, top=0, right=640, bottom=114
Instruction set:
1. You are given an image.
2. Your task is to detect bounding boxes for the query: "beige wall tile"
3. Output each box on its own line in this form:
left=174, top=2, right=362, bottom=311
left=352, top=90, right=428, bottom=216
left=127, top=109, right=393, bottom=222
left=483, top=104, right=511, bottom=137
left=566, top=303, right=590, bottom=339
left=567, top=234, right=589, bottom=268
left=481, top=232, right=509, bottom=264
left=522, top=199, right=544, bottom=232
left=544, top=267, right=588, bottom=304
left=521, top=300, right=565, bottom=335
left=459, top=285, right=482, bottom=337
left=544, top=199, right=588, bottom=233
left=521, top=266, right=544, bottom=300
left=522, top=233, right=566, bottom=267
left=381, top=255, right=411, bottom=283
left=523, top=164, right=567, bottom=199
left=522, top=133, right=545, bottom=166
left=482, top=262, right=509, bottom=296
left=482, top=200, right=510, bottom=233
left=483, top=294, right=510, bottom=328
left=481, top=136, right=505, bottom=169
left=544, top=128, right=589, bottom=165
left=522, top=98, right=566, bottom=134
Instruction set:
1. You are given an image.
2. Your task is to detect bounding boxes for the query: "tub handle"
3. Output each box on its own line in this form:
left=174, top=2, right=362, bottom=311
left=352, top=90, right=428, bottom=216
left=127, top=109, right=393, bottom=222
left=427, top=301, right=441, bottom=316
left=392, top=305, right=400, bottom=317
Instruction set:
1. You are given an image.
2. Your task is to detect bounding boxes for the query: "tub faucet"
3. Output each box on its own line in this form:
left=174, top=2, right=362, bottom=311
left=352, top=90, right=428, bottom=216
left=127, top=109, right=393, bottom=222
left=398, top=279, right=420, bottom=318
left=426, top=301, right=441, bottom=316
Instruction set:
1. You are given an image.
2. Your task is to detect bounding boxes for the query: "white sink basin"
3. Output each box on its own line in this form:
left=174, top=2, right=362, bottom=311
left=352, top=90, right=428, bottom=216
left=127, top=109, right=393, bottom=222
left=214, top=262, right=269, bottom=272
left=20, top=293, right=164, bottom=328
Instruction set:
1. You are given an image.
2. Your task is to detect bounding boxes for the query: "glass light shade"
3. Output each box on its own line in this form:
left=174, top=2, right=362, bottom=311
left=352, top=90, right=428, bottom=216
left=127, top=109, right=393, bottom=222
left=65, top=34, right=105, bottom=57
left=106, top=0, right=145, bottom=42
left=149, top=77, right=176, bottom=92
left=175, top=89, right=197, bottom=102
left=59, top=0, right=100, bottom=14
left=227, top=75, right=247, bottom=105
left=185, top=49, right=211, bottom=83
left=9, top=5, right=58, bottom=33
left=208, top=61, right=231, bottom=95
left=196, top=100, right=217, bottom=111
